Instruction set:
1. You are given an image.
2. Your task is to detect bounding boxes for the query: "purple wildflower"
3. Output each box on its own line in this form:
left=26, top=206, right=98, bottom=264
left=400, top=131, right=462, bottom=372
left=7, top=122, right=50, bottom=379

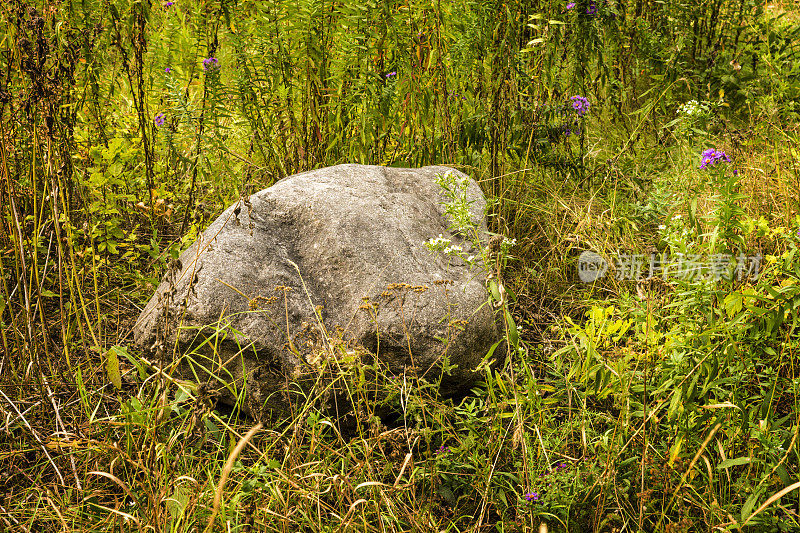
left=203, top=57, right=219, bottom=73
left=586, top=2, right=597, bottom=14
left=436, top=445, right=449, bottom=455
left=566, top=2, right=576, bottom=8
left=154, top=113, right=166, bottom=127
left=557, top=462, right=567, bottom=470
left=699, top=148, right=731, bottom=170
left=570, top=95, right=590, bottom=117
left=165, top=1, right=174, bottom=6
left=524, top=492, right=540, bottom=502
left=164, top=67, right=172, bottom=74
left=386, top=71, right=397, bottom=79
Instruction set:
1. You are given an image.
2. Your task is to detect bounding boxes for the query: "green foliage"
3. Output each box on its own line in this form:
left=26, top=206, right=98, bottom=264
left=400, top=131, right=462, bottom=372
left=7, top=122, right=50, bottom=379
left=552, top=191, right=800, bottom=529
left=2, top=0, right=800, bottom=531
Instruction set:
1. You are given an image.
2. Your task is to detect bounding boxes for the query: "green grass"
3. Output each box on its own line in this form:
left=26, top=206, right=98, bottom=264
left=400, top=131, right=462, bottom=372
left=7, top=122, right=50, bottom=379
left=2, top=0, right=800, bottom=531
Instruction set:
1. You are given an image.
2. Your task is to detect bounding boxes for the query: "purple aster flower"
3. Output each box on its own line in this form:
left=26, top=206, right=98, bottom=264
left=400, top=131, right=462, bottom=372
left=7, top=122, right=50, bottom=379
left=154, top=112, right=166, bottom=127
left=165, top=1, right=174, bottom=6
left=436, top=445, right=449, bottom=454
left=566, top=2, right=576, bottom=8
left=524, top=492, right=540, bottom=502
left=386, top=71, right=397, bottom=78
left=203, top=57, right=219, bottom=72
left=699, top=148, right=731, bottom=169
left=164, top=67, right=172, bottom=74
left=570, top=95, right=590, bottom=117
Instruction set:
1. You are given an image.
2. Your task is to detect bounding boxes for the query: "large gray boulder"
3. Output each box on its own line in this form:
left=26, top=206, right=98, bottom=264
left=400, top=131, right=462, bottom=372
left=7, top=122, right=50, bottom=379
left=133, top=164, right=500, bottom=419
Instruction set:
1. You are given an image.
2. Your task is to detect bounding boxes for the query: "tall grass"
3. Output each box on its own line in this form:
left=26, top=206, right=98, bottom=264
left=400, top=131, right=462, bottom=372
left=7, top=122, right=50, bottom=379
left=1, top=0, right=799, bottom=531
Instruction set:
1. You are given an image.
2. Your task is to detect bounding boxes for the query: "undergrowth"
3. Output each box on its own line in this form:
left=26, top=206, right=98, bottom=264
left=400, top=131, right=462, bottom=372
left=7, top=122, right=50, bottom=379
left=1, top=0, right=800, bottom=531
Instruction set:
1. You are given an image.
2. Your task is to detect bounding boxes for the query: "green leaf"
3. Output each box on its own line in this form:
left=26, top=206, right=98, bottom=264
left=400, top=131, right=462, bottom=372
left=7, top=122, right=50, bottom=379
left=204, top=418, right=222, bottom=440
left=776, top=464, right=791, bottom=486
left=166, top=483, right=190, bottom=526
left=740, top=490, right=761, bottom=523
left=488, top=280, right=501, bottom=302
left=667, top=389, right=682, bottom=420
left=483, top=339, right=504, bottom=361
left=175, top=387, right=190, bottom=404
left=117, top=345, right=147, bottom=380
left=669, top=436, right=683, bottom=464
left=504, top=309, right=519, bottom=350
left=505, top=285, right=517, bottom=302
left=723, top=292, right=743, bottom=317
left=106, top=347, right=122, bottom=390
left=497, top=489, right=508, bottom=507
left=717, top=456, right=750, bottom=470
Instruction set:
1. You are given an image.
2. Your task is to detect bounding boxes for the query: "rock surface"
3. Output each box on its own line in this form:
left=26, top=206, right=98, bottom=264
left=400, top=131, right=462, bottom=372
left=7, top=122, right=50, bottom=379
left=133, top=164, right=500, bottom=418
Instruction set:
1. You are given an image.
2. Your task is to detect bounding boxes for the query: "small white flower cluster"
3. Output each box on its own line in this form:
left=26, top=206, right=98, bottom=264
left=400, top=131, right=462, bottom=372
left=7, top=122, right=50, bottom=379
left=426, top=235, right=463, bottom=255
left=425, top=234, right=451, bottom=251
left=677, top=100, right=711, bottom=117
left=500, top=237, right=517, bottom=255
left=425, top=234, right=478, bottom=264
left=659, top=215, right=683, bottom=231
